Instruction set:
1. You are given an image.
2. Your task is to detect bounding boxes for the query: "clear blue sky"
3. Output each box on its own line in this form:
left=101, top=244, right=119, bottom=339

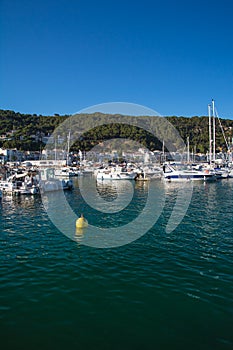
left=1, top=0, right=233, bottom=118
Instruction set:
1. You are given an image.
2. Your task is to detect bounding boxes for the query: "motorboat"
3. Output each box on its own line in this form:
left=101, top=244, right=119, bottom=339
left=0, top=172, right=39, bottom=195
left=162, top=164, right=216, bottom=182
left=213, top=167, right=229, bottom=179
left=228, top=168, right=233, bottom=178
left=96, top=166, right=137, bottom=181
left=54, top=167, right=79, bottom=178
left=136, top=165, right=162, bottom=180
left=39, top=168, right=73, bottom=192
left=0, top=178, right=17, bottom=193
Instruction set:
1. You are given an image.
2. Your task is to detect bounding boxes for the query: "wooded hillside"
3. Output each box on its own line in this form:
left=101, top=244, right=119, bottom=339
left=0, top=109, right=232, bottom=153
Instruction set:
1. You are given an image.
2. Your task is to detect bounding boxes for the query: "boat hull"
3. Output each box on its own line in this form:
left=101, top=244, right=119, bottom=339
left=96, top=172, right=136, bottom=180
left=163, top=173, right=216, bottom=182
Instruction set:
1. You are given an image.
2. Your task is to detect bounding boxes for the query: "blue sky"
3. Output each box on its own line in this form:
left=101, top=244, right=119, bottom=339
left=1, top=0, right=233, bottom=118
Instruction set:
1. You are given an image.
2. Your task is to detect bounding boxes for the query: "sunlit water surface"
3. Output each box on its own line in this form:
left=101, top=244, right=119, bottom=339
left=0, top=177, right=233, bottom=350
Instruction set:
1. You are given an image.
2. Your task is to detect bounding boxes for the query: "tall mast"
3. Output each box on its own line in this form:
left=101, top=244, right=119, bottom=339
left=162, top=139, right=165, bottom=162
left=187, top=136, right=190, bottom=163
left=55, top=137, right=57, bottom=163
left=212, top=99, right=216, bottom=164
left=66, top=131, right=71, bottom=166
left=208, top=104, right=212, bottom=163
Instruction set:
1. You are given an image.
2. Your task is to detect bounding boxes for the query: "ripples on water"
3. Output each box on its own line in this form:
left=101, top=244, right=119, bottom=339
left=0, top=179, right=233, bottom=350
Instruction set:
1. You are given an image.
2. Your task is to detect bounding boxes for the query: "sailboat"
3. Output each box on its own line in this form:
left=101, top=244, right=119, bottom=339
left=162, top=130, right=216, bottom=182
left=208, top=100, right=230, bottom=179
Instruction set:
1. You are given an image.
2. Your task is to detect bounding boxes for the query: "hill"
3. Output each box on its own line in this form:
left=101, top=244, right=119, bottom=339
left=0, top=109, right=232, bottom=153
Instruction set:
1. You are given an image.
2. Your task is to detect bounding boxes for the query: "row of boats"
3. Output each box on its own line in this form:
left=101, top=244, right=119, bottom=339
left=0, top=161, right=232, bottom=199
left=94, top=162, right=233, bottom=182
left=0, top=167, right=73, bottom=197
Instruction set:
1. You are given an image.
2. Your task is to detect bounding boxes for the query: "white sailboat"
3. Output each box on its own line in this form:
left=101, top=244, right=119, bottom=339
left=208, top=99, right=230, bottom=179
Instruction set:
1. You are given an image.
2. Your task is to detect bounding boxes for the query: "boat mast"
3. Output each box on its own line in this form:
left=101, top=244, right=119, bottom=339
left=162, top=139, right=165, bottom=162
left=215, top=107, right=230, bottom=152
left=66, top=131, right=71, bottom=166
left=208, top=103, right=212, bottom=163
left=187, top=136, right=190, bottom=163
left=55, top=137, right=57, bottom=163
left=212, top=99, right=216, bottom=164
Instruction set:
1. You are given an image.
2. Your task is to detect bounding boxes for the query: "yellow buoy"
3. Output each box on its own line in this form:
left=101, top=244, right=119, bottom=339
left=76, top=214, right=88, bottom=229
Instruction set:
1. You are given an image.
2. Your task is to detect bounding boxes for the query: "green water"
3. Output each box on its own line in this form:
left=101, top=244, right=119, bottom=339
left=0, top=178, right=233, bottom=350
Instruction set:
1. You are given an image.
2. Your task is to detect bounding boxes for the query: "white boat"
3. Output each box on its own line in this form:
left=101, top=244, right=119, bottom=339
left=208, top=100, right=230, bottom=179
left=213, top=168, right=229, bottom=179
left=162, top=164, right=216, bottom=182
left=138, top=165, right=162, bottom=180
left=228, top=168, right=233, bottom=178
left=96, top=166, right=137, bottom=181
left=0, top=173, right=39, bottom=195
left=54, top=167, right=79, bottom=178
left=0, top=178, right=17, bottom=193
left=39, top=168, right=73, bottom=192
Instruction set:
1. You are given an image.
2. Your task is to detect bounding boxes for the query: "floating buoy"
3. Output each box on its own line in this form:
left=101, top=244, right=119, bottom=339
left=75, top=228, right=84, bottom=236
left=76, top=214, right=88, bottom=229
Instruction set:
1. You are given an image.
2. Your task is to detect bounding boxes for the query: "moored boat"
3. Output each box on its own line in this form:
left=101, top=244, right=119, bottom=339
left=0, top=172, right=39, bottom=195
left=213, top=167, right=229, bottom=179
left=39, top=168, right=73, bottom=192
left=54, top=167, right=79, bottom=178
left=96, top=166, right=137, bottom=181
left=162, top=164, right=216, bottom=182
left=228, top=168, right=233, bottom=178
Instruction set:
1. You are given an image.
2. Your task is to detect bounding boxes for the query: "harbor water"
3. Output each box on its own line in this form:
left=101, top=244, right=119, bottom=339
left=0, top=177, right=233, bottom=350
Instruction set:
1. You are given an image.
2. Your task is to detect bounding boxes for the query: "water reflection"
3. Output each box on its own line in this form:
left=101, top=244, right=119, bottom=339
left=78, top=177, right=135, bottom=214
left=74, top=227, right=85, bottom=241
left=95, top=180, right=118, bottom=202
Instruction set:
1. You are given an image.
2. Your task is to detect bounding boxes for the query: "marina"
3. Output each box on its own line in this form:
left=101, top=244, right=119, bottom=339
left=1, top=105, right=232, bottom=349
left=0, top=159, right=233, bottom=197
left=2, top=1, right=233, bottom=348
